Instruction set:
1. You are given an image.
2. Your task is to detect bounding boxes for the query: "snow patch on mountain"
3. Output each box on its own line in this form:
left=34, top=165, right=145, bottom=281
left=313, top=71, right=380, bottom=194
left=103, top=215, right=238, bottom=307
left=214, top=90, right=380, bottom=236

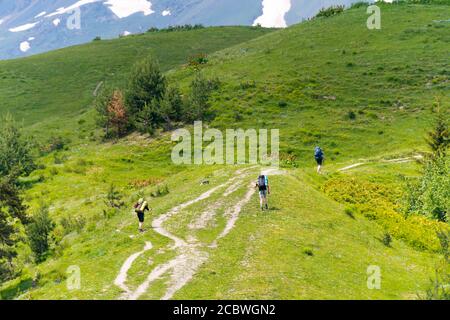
left=104, top=0, right=154, bottom=18
left=46, top=0, right=100, bottom=17
left=53, top=18, right=61, bottom=26
left=35, top=11, right=47, bottom=18
left=254, top=0, right=291, bottom=28
left=162, top=9, right=171, bottom=17
left=20, top=41, right=31, bottom=52
left=9, top=21, right=40, bottom=32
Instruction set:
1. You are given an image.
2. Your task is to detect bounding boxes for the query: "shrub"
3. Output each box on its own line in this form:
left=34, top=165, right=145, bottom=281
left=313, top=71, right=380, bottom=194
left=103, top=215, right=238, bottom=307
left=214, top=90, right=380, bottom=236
left=350, top=2, right=370, bottom=9
left=105, top=184, right=124, bottom=209
left=151, top=184, right=170, bottom=198
left=60, top=215, right=86, bottom=235
left=315, top=5, right=345, bottom=18
left=382, top=232, right=393, bottom=247
left=40, top=136, right=67, bottom=155
left=95, top=88, right=129, bottom=139
left=278, top=101, right=288, bottom=108
left=0, top=114, right=36, bottom=177
left=323, top=176, right=449, bottom=251
left=346, top=111, right=357, bottom=120
left=184, top=74, right=219, bottom=122
left=26, top=205, right=55, bottom=263
left=125, top=56, right=167, bottom=129
left=405, top=156, right=449, bottom=222
left=93, top=36, right=101, bottom=41
left=188, top=53, right=208, bottom=70
left=240, top=81, right=256, bottom=90
left=158, top=86, right=185, bottom=129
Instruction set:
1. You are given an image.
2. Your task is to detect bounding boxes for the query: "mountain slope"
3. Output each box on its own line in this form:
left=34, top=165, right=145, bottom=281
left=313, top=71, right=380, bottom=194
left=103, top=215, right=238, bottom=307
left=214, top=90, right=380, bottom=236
left=0, top=26, right=273, bottom=139
left=0, top=0, right=359, bottom=59
left=170, top=2, right=450, bottom=162
left=0, top=3, right=448, bottom=300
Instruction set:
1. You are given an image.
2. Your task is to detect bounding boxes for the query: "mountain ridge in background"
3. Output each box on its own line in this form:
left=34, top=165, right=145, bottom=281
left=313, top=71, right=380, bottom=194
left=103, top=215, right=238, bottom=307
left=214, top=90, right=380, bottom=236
left=0, top=0, right=358, bottom=59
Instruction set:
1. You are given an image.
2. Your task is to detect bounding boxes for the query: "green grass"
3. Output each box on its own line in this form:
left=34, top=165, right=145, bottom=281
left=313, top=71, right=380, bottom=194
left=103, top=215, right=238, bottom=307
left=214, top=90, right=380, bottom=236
left=1, top=3, right=449, bottom=300
left=169, top=3, right=449, bottom=164
left=0, top=26, right=273, bottom=140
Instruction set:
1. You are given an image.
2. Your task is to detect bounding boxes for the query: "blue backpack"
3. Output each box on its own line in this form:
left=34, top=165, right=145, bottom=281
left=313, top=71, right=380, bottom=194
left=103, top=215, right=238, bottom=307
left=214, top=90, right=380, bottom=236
left=315, top=147, right=324, bottom=159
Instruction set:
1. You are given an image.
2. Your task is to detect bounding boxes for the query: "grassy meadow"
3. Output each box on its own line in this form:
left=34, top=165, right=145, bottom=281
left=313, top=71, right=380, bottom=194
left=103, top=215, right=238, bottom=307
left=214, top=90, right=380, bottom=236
left=0, top=3, right=449, bottom=300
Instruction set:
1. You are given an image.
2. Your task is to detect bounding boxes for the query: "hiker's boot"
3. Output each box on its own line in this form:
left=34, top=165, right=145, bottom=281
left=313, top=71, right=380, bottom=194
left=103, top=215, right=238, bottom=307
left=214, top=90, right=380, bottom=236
left=265, top=204, right=269, bottom=210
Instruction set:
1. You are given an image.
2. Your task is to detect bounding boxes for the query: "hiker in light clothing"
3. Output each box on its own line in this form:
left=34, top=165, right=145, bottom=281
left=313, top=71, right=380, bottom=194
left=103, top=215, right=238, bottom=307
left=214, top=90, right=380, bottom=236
left=134, top=198, right=150, bottom=232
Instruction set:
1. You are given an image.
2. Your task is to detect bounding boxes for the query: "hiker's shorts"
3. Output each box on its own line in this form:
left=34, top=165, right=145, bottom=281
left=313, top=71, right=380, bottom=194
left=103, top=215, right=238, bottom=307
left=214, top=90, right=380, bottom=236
left=137, top=212, right=145, bottom=223
left=316, top=157, right=324, bottom=165
left=259, top=190, right=267, bottom=198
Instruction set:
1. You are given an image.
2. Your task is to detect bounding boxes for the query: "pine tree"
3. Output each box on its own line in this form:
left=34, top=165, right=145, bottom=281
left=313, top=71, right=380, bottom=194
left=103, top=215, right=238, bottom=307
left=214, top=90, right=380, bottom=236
left=426, top=102, right=449, bottom=159
left=125, top=56, right=166, bottom=127
left=0, top=113, right=35, bottom=177
left=107, top=90, right=128, bottom=137
left=0, top=175, right=28, bottom=281
left=26, top=204, right=55, bottom=263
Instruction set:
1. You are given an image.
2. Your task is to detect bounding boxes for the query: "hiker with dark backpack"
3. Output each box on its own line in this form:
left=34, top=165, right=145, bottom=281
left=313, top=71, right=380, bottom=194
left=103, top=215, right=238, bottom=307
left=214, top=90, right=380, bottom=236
left=134, top=198, right=150, bottom=232
left=315, top=146, right=324, bottom=174
left=256, top=174, right=270, bottom=211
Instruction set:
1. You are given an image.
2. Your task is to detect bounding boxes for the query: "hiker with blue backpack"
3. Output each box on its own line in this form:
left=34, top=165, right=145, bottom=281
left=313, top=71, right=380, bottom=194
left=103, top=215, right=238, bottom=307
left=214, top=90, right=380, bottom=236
left=256, top=174, right=270, bottom=211
left=315, top=146, right=324, bottom=174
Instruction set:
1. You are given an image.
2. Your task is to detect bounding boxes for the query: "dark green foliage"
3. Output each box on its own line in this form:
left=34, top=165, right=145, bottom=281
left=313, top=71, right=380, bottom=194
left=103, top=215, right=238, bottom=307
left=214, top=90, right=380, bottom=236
left=315, top=5, right=345, bottom=18
left=303, top=248, right=314, bottom=256
left=405, top=156, right=449, bottom=222
left=60, top=215, right=86, bottom=235
left=93, top=36, right=101, bottom=41
left=347, top=111, right=357, bottom=120
left=437, top=230, right=449, bottom=260
left=26, top=205, right=55, bottom=263
left=105, top=184, right=124, bottom=209
left=184, top=74, right=220, bottom=122
left=0, top=114, right=36, bottom=178
left=148, top=24, right=205, bottom=33
left=95, top=85, right=115, bottom=137
left=158, top=87, right=185, bottom=129
left=151, top=185, right=170, bottom=198
left=0, top=116, right=33, bottom=281
left=0, top=178, right=21, bottom=281
left=350, top=2, right=370, bottom=9
left=188, top=53, right=209, bottom=70
left=382, top=232, right=393, bottom=247
left=39, top=136, right=67, bottom=155
left=426, top=104, right=449, bottom=159
left=405, top=108, right=449, bottom=222
left=422, top=231, right=449, bottom=300
left=125, top=57, right=167, bottom=128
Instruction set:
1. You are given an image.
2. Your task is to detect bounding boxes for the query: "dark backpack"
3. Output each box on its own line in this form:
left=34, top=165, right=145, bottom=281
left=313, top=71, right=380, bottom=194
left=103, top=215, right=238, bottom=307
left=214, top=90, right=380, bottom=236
left=315, top=147, right=324, bottom=159
left=258, top=175, right=267, bottom=191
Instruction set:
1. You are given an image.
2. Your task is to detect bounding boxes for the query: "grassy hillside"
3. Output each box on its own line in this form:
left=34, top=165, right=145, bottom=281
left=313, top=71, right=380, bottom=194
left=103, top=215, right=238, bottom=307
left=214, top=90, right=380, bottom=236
left=0, top=26, right=273, bottom=140
left=169, top=2, right=449, bottom=163
left=0, top=3, right=449, bottom=300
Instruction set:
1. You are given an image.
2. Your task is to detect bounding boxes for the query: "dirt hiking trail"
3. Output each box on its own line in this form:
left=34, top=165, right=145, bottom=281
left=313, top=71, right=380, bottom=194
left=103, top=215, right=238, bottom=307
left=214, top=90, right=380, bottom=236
left=114, top=167, right=284, bottom=300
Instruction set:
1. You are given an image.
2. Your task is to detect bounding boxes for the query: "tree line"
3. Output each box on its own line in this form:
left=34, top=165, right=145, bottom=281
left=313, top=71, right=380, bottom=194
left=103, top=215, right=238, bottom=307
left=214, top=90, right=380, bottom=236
left=0, top=115, right=55, bottom=282
left=95, top=56, right=219, bottom=139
